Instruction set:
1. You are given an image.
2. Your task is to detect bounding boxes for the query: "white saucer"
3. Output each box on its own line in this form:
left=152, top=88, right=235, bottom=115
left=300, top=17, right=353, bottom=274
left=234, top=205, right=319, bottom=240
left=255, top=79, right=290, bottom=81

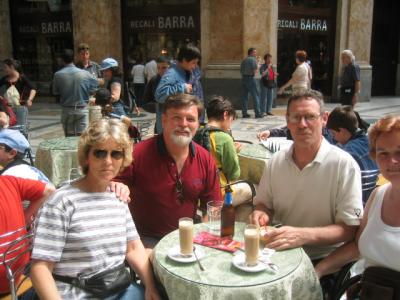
left=167, top=245, right=205, bottom=263
left=232, top=253, right=268, bottom=273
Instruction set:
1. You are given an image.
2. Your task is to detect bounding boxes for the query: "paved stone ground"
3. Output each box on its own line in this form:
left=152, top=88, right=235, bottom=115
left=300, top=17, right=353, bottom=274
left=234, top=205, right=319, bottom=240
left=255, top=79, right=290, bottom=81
left=25, top=96, right=400, bottom=158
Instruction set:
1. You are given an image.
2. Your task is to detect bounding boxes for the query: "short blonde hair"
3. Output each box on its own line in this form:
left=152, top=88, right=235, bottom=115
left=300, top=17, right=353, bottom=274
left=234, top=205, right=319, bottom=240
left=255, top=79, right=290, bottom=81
left=78, top=118, right=133, bottom=174
left=368, top=115, right=400, bottom=160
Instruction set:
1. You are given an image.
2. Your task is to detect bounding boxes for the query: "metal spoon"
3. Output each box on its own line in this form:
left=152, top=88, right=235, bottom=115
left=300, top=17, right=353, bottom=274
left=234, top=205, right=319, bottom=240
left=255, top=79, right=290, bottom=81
left=193, top=246, right=205, bottom=271
left=258, top=257, right=279, bottom=272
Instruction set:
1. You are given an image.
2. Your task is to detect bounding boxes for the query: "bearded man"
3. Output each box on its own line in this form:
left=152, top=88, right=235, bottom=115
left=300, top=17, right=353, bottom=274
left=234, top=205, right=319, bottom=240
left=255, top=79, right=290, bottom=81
left=116, top=94, right=221, bottom=248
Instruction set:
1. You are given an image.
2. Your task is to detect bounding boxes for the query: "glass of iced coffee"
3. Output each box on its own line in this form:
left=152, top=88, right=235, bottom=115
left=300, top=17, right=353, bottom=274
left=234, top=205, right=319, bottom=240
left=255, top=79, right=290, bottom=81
left=244, top=224, right=260, bottom=266
left=179, top=217, right=194, bottom=256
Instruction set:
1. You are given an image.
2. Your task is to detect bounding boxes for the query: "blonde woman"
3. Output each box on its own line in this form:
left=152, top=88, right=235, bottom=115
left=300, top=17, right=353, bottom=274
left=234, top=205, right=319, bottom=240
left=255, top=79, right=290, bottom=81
left=31, top=118, right=160, bottom=300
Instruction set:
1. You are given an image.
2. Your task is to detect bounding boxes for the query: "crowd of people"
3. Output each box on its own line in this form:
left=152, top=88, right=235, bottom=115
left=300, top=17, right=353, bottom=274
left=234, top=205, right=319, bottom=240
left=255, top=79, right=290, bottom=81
left=0, top=42, right=399, bottom=300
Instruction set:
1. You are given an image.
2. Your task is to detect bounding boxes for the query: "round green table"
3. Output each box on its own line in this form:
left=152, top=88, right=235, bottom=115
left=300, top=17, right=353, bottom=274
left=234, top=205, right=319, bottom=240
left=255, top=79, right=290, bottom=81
left=153, top=222, right=322, bottom=300
left=34, top=137, right=80, bottom=187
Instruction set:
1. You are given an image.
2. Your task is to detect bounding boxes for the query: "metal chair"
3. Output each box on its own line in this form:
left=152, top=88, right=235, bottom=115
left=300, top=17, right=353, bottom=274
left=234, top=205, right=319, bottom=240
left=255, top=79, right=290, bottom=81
left=221, top=180, right=256, bottom=204
left=331, top=273, right=362, bottom=300
left=0, top=227, right=33, bottom=300
left=361, top=169, right=379, bottom=205
left=8, top=125, right=34, bottom=166
left=221, top=180, right=257, bottom=222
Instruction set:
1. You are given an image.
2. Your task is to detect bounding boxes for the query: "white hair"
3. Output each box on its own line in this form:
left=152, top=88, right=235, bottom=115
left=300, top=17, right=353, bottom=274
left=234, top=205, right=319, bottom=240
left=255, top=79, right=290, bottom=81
left=341, top=49, right=355, bottom=63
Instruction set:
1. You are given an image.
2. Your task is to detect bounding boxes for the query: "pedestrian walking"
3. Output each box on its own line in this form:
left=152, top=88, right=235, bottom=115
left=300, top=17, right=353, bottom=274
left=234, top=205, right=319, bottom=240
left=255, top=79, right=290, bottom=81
left=259, top=53, right=277, bottom=116
left=240, top=47, right=262, bottom=118
left=339, top=49, right=361, bottom=107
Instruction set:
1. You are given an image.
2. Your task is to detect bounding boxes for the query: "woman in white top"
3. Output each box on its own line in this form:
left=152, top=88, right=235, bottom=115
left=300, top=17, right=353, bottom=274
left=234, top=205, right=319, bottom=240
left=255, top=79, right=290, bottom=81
left=278, top=50, right=311, bottom=94
left=315, top=115, right=400, bottom=280
left=131, top=60, right=146, bottom=107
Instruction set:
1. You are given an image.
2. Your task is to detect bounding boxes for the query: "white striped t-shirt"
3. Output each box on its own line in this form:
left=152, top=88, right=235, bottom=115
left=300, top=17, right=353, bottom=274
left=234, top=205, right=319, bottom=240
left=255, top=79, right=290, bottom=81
left=31, top=184, right=139, bottom=299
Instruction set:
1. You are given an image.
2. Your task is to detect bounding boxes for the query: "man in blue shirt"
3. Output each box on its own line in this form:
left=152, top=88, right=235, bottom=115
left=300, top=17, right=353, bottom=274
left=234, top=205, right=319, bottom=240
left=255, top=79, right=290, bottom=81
left=155, top=45, right=201, bottom=133
left=53, top=49, right=99, bottom=136
left=327, top=105, right=378, bottom=203
left=240, top=47, right=262, bottom=119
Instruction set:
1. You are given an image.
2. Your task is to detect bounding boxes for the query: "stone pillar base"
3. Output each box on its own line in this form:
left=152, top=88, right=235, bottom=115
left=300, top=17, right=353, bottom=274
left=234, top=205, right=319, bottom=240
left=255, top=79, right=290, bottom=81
left=359, top=63, right=372, bottom=102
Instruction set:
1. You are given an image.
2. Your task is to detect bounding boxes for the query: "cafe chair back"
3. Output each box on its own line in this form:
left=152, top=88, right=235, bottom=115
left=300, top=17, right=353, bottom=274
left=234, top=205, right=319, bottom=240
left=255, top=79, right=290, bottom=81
left=331, top=273, right=362, bottom=300
left=7, top=126, right=34, bottom=166
left=0, top=227, right=34, bottom=300
left=221, top=180, right=256, bottom=205
left=361, top=169, right=379, bottom=205
left=123, top=81, right=137, bottom=114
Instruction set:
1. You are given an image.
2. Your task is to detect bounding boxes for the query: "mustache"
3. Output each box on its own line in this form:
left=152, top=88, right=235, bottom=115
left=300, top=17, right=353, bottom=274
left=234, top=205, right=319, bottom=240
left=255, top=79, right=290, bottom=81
left=173, top=127, right=191, bottom=134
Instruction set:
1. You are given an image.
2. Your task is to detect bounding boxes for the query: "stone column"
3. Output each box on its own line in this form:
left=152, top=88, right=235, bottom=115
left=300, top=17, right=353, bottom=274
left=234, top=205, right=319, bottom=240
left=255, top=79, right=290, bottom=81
left=0, top=0, right=13, bottom=76
left=201, top=0, right=278, bottom=106
left=71, top=0, right=122, bottom=66
left=334, top=0, right=374, bottom=102
left=243, top=0, right=278, bottom=65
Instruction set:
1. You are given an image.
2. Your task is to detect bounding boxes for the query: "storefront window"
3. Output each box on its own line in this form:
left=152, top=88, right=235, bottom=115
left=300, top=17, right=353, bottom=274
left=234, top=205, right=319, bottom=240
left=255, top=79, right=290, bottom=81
left=121, top=0, right=200, bottom=79
left=9, top=0, right=73, bottom=91
left=280, top=0, right=332, bottom=9
left=277, top=0, right=336, bottom=95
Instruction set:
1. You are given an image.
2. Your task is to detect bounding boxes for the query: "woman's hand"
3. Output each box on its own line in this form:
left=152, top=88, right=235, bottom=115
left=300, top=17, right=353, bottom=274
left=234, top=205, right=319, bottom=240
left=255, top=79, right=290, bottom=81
left=26, top=99, right=33, bottom=107
left=145, top=287, right=161, bottom=300
left=134, top=105, right=141, bottom=116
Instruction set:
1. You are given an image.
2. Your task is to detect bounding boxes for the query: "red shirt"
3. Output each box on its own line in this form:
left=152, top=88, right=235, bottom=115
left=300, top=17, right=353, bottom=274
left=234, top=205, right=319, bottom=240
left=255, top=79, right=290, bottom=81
left=117, top=135, right=222, bottom=239
left=0, top=176, right=45, bottom=293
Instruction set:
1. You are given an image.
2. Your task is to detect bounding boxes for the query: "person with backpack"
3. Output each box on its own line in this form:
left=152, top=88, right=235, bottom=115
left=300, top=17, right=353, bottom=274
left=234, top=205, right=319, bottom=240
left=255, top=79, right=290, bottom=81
left=0, top=58, right=37, bottom=129
left=193, top=96, right=252, bottom=207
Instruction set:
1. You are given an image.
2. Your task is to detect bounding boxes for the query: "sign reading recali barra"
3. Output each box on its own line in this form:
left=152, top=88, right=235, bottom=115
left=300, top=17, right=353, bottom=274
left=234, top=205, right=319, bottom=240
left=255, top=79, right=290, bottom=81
left=129, top=15, right=199, bottom=32
left=278, top=17, right=328, bottom=32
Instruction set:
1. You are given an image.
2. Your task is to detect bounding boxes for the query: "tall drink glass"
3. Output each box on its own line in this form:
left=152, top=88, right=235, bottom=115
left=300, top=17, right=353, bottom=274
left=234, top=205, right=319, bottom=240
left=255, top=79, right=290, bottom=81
left=244, top=224, right=260, bottom=266
left=207, top=201, right=223, bottom=234
left=179, top=217, right=193, bottom=256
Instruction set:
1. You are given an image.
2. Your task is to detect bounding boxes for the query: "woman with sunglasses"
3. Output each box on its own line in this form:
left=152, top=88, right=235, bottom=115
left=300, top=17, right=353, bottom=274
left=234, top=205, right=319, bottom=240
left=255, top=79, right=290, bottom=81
left=30, top=118, right=160, bottom=300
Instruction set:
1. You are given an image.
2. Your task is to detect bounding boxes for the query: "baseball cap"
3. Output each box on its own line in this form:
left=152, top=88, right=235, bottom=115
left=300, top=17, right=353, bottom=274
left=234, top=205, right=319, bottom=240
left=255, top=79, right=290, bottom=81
left=0, top=129, right=30, bottom=154
left=99, top=58, right=118, bottom=71
left=78, top=43, right=90, bottom=51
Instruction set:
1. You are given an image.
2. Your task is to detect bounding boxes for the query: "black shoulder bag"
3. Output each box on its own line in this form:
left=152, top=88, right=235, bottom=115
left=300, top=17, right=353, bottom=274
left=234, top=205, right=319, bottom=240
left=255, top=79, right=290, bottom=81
left=53, top=263, right=131, bottom=298
left=360, top=266, right=400, bottom=300
left=261, top=69, right=276, bottom=88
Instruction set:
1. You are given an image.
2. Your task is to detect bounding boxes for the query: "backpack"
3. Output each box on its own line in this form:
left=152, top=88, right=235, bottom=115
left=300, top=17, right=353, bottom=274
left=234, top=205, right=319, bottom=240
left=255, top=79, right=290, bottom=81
left=193, top=125, right=224, bottom=152
left=4, top=84, right=21, bottom=108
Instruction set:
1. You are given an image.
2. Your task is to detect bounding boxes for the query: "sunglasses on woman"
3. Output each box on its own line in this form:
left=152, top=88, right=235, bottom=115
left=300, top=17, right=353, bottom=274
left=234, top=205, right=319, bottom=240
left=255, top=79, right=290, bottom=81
left=92, top=149, right=124, bottom=160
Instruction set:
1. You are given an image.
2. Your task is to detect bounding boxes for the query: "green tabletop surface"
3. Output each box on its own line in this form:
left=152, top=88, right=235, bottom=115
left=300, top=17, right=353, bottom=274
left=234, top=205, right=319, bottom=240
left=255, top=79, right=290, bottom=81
left=35, top=137, right=80, bottom=187
left=238, top=144, right=272, bottom=184
left=153, top=222, right=322, bottom=300
left=36, top=136, right=79, bottom=151
left=239, top=143, right=273, bottom=160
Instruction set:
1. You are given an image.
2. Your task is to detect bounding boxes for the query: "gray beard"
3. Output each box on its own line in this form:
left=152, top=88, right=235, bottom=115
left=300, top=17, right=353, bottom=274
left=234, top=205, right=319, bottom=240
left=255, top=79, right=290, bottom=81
left=170, top=132, right=193, bottom=147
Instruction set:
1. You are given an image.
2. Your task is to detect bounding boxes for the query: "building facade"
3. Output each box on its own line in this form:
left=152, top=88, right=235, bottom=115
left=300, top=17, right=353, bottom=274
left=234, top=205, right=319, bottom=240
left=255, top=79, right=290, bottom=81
left=0, top=0, right=399, bottom=106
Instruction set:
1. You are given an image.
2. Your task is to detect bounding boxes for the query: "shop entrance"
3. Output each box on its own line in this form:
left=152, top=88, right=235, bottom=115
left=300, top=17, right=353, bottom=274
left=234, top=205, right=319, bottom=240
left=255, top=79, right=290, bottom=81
left=121, top=0, right=200, bottom=80
left=277, top=0, right=336, bottom=97
left=371, top=0, right=400, bottom=96
left=9, top=0, right=73, bottom=94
